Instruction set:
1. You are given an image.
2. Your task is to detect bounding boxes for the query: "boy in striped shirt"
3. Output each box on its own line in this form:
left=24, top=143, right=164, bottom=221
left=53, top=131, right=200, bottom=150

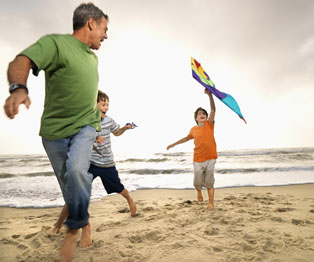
left=48, top=90, right=136, bottom=240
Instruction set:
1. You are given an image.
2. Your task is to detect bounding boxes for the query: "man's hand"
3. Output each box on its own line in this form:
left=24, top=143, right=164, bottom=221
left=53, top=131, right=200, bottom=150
left=4, top=89, right=31, bottom=119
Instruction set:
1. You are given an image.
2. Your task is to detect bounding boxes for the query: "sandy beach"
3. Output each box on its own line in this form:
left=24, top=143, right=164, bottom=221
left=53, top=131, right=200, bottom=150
left=1, top=184, right=314, bottom=262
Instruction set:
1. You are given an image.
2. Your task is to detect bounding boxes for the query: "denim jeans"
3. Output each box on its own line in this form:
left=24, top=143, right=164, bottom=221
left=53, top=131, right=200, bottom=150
left=42, top=125, right=96, bottom=229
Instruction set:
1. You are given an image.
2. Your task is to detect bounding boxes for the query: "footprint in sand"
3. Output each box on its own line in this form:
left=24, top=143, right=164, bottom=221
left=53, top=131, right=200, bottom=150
left=212, top=246, right=223, bottom=252
left=24, top=232, right=37, bottom=240
left=129, top=234, right=143, bottom=243
left=144, top=215, right=159, bottom=221
left=243, top=233, right=257, bottom=245
left=1, top=237, right=29, bottom=250
left=142, top=206, right=154, bottom=212
left=17, top=243, right=29, bottom=250
left=223, top=196, right=237, bottom=201
left=241, top=242, right=255, bottom=252
left=219, top=218, right=229, bottom=225
left=118, top=208, right=129, bottom=213
left=262, top=237, right=283, bottom=253
left=172, top=242, right=184, bottom=249
left=93, top=240, right=105, bottom=248
left=95, top=223, right=107, bottom=232
left=204, top=227, right=219, bottom=236
left=305, top=219, right=314, bottom=225
left=30, top=237, right=41, bottom=249
left=269, top=216, right=284, bottom=223
left=275, top=207, right=296, bottom=212
left=291, top=219, right=303, bottom=225
left=128, top=230, right=162, bottom=244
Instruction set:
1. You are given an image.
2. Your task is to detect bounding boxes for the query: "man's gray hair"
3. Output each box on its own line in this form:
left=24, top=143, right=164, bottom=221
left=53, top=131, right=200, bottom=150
left=73, top=2, right=108, bottom=31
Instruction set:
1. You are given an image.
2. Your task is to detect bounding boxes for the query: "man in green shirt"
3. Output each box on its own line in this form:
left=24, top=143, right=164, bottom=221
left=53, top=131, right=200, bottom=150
left=4, top=3, right=108, bottom=261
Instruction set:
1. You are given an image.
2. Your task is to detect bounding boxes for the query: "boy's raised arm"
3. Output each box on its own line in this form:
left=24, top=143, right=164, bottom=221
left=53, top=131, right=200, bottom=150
left=205, top=89, right=216, bottom=123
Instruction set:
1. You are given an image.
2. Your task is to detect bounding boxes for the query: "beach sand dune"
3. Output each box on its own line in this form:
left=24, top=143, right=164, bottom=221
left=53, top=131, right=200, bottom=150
left=1, top=184, right=314, bottom=261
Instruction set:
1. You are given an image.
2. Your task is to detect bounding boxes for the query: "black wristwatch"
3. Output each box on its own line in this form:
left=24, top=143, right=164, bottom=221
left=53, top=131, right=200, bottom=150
left=9, top=83, right=29, bottom=94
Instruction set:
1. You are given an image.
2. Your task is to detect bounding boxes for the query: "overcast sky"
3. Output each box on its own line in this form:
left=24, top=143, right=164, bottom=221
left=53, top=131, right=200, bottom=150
left=1, top=0, right=314, bottom=155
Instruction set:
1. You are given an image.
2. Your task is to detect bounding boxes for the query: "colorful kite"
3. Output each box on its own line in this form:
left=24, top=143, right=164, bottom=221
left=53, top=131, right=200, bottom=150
left=191, top=57, right=246, bottom=123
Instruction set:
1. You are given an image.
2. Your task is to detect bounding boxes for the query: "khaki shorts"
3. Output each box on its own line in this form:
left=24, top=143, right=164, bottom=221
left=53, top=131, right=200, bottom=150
left=193, top=159, right=216, bottom=189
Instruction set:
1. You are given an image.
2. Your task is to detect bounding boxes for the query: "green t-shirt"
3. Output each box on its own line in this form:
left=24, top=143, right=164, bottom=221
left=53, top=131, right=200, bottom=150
left=20, top=34, right=101, bottom=139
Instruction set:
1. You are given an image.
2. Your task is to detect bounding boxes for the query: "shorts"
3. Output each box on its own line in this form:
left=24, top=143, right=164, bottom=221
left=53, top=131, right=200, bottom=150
left=193, top=159, right=216, bottom=189
left=89, top=164, right=125, bottom=194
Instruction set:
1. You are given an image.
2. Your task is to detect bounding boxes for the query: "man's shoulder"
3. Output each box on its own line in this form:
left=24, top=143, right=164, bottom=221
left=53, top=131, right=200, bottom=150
left=38, top=34, right=69, bottom=40
left=33, top=34, right=72, bottom=47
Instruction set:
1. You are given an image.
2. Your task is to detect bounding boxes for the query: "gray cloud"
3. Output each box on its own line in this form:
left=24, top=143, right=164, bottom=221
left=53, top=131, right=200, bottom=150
left=1, top=0, right=313, bottom=92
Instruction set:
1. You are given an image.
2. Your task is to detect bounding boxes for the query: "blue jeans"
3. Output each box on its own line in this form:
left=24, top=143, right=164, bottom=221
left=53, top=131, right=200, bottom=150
left=42, top=126, right=96, bottom=229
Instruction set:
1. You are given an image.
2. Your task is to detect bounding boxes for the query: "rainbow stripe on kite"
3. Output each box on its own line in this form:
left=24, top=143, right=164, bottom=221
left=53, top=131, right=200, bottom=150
left=191, top=57, right=246, bottom=123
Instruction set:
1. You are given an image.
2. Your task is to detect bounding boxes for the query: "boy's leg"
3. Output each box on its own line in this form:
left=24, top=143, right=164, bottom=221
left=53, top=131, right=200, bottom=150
left=204, top=159, right=216, bottom=210
left=47, top=204, right=68, bottom=234
left=93, top=165, right=137, bottom=217
left=42, top=125, right=96, bottom=260
left=197, top=189, right=203, bottom=202
left=206, top=188, right=215, bottom=210
left=120, top=189, right=137, bottom=216
left=193, top=162, right=204, bottom=201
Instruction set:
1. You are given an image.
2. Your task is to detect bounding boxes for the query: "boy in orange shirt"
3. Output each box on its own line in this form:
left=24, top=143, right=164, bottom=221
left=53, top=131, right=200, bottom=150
left=167, top=89, right=217, bottom=210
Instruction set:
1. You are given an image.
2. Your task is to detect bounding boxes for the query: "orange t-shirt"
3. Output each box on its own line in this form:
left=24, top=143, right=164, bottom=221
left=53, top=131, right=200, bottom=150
left=187, top=120, right=217, bottom=162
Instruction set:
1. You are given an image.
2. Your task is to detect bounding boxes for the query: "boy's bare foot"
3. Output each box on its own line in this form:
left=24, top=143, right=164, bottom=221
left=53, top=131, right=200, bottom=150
left=197, top=190, right=204, bottom=202
left=129, top=198, right=137, bottom=217
left=79, top=223, right=92, bottom=248
left=206, top=203, right=214, bottom=210
left=58, top=229, right=78, bottom=262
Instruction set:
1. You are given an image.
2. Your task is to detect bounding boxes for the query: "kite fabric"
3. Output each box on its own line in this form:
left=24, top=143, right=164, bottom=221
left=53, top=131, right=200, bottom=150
left=191, top=57, right=247, bottom=124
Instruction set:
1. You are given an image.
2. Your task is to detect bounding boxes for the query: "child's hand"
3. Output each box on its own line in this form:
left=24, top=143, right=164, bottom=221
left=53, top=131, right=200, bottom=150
left=95, top=136, right=106, bottom=143
left=204, top=88, right=211, bottom=96
left=166, top=144, right=174, bottom=150
left=124, top=124, right=133, bottom=130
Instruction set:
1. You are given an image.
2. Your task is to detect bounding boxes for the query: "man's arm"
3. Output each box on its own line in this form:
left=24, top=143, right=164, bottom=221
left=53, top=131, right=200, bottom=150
left=7, top=55, right=34, bottom=85
left=205, top=89, right=216, bottom=123
left=166, top=136, right=191, bottom=150
left=4, top=56, right=34, bottom=119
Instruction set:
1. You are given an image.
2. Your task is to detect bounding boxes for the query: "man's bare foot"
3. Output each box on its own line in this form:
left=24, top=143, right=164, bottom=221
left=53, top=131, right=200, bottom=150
left=206, top=203, right=214, bottom=210
left=59, top=229, right=78, bottom=262
left=197, top=190, right=204, bottom=202
left=129, top=198, right=137, bottom=217
left=46, top=225, right=61, bottom=235
left=79, top=223, right=92, bottom=248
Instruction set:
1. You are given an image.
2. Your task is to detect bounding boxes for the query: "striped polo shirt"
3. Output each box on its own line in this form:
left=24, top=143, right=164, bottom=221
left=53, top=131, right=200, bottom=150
left=90, top=116, right=120, bottom=167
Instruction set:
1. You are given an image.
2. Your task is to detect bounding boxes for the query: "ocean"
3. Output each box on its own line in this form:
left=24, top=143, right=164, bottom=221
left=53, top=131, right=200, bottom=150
left=0, top=147, right=313, bottom=208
